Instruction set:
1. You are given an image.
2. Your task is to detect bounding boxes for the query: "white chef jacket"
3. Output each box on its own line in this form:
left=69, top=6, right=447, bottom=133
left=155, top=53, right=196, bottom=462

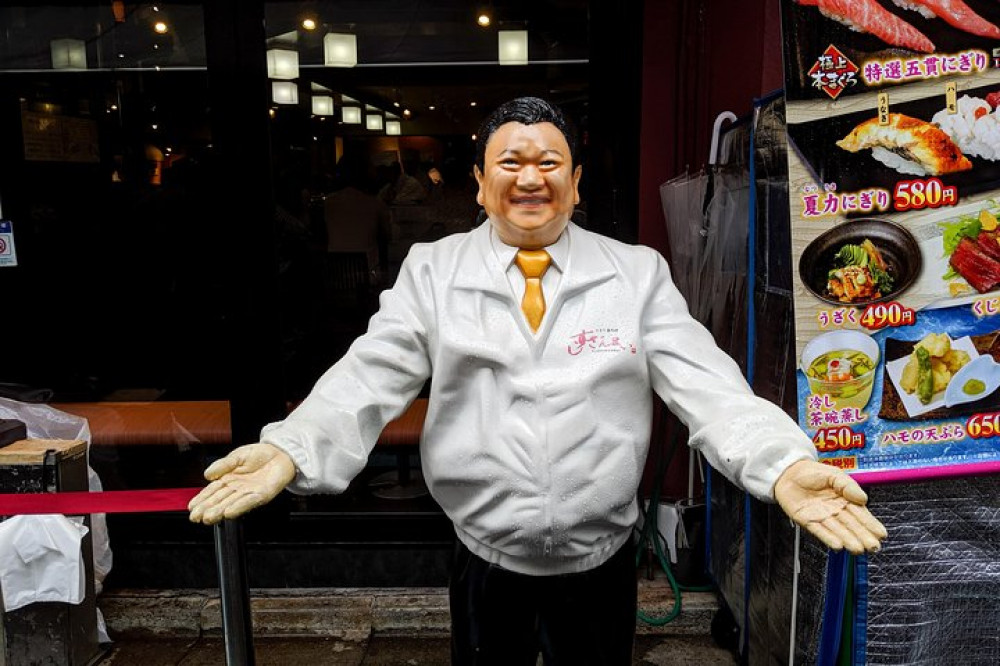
left=261, top=221, right=817, bottom=575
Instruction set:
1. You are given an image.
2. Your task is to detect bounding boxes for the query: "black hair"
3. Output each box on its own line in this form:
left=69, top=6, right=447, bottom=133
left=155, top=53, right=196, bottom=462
left=474, top=97, right=578, bottom=172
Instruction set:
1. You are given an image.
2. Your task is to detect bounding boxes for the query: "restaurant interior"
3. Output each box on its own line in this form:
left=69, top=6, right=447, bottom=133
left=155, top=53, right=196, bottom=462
left=1, top=0, right=645, bottom=588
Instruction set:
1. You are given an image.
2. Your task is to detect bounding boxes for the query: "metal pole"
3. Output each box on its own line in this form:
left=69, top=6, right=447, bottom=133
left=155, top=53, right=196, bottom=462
left=214, top=518, right=256, bottom=666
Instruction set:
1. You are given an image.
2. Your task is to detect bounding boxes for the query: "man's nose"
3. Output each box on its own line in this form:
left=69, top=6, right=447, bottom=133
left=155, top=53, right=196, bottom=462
left=516, top=164, right=543, bottom=189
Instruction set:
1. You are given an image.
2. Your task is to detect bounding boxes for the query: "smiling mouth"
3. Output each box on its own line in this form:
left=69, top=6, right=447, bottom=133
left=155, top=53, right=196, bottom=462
left=510, top=196, right=550, bottom=205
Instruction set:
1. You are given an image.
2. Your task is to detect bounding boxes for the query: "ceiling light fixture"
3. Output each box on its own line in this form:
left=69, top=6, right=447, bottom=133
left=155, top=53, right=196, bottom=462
left=302, top=18, right=317, bottom=31
left=428, top=105, right=436, bottom=111
left=470, top=101, right=477, bottom=107
left=324, top=33, right=357, bottom=68
left=498, top=30, right=528, bottom=65
left=266, top=49, right=299, bottom=80
left=366, top=113, right=384, bottom=131
left=478, top=14, right=491, bottom=27
left=312, top=95, right=334, bottom=116
left=341, top=106, right=362, bottom=124
left=154, top=21, right=168, bottom=34
left=50, top=39, right=87, bottom=69
left=271, top=81, right=299, bottom=105
left=403, top=109, right=411, bottom=117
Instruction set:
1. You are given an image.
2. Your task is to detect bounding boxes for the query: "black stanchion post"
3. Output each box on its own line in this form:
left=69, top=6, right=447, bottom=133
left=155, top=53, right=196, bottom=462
left=214, top=518, right=256, bottom=666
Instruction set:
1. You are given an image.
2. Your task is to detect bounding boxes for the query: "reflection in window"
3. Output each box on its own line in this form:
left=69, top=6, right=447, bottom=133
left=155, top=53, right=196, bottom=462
left=1, top=4, right=222, bottom=403
left=261, top=2, right=590, bottom=400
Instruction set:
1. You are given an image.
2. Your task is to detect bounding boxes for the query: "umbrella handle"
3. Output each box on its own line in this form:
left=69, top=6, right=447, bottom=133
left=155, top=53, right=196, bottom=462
left=709, top=111, right=737, bottom=166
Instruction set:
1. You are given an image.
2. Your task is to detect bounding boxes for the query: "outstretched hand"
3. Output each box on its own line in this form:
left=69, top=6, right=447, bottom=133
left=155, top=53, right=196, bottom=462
left=774, top=459, right=887, bottom=554
left=188, top=443, right=297, bottom=525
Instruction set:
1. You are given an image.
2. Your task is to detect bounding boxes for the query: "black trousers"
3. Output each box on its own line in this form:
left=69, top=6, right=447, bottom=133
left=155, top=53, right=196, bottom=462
left=449, top=539, right=637, bottom=666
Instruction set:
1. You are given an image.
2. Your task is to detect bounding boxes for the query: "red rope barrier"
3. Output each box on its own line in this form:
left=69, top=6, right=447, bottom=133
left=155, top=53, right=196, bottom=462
left=0, top=488, right=201, bottom=515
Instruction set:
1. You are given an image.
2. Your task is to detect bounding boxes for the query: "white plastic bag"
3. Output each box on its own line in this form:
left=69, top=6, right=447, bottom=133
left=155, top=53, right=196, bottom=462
left=0, top=398, right=112, bottom=641
left=0, top=514, right=88, bottom=611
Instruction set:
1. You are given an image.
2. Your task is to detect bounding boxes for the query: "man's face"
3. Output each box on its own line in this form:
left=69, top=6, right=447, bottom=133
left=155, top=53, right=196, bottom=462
left=474, top=121, right=582, bottom=249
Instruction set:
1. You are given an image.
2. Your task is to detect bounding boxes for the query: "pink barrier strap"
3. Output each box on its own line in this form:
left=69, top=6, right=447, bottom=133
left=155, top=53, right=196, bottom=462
left=0, top=488, right=201, bottom=515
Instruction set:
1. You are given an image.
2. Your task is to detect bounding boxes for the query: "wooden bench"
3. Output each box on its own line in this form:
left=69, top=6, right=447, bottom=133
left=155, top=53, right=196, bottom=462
left=51, top=398, right=426, bottom=455
left=51, top=401, right=232, bottom=447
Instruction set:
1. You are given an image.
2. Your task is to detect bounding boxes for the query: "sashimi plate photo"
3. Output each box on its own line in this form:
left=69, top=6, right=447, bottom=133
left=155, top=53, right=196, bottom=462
left=915, top=198, right=1000, bottom=308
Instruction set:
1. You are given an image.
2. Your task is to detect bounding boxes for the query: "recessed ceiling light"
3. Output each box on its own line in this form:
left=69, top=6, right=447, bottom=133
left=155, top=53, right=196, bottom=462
left=154, top=21, right=168, bottom=34
left=302, top=18, right=317, bottom=30
left=403, top=109, right=411, bottom=117
left=394, top=102, right=401, bottom=108
left=471, top=134, right=477, bottom=140
left=470, top=101, right=477, bottom=107
left=477, top=14, right=491, bottom=27
left=428, top=105, right=436, bottom=111
left=151, top=124, right=158, bottom=130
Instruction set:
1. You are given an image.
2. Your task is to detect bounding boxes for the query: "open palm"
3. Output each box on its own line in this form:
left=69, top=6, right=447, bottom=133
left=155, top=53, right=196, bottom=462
left=774, top=460, right=887, bottom=554
left=188, top=443, right=296, bottom=525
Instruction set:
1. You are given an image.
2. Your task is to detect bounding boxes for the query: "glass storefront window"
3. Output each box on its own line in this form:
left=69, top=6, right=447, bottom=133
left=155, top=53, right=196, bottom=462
left=0, top=1, right=639, bottom=589
left=1, top=4, right=222, bottom=405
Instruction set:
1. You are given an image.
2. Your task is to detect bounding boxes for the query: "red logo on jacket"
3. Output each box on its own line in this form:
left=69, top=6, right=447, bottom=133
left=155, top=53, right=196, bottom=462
left=567, top=329, right=636, bottom=356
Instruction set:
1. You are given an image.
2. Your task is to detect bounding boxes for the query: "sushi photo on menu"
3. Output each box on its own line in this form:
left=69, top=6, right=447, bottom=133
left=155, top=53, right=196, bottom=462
left=781, top=0, right=1000, bottom=479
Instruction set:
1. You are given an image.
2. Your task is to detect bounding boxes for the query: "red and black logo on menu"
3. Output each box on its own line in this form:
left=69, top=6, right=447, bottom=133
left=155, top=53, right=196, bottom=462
left=809, top=45, right=859, bottom=100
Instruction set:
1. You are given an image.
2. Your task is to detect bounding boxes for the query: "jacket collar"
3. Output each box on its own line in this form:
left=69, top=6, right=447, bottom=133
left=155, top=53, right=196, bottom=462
left=453, top=221, right=618, bottom=298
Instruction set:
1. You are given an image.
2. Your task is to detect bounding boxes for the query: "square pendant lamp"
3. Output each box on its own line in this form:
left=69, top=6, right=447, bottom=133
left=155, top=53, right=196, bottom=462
left=498, top=30, right=528, bottom=65
left=312, top=95, right=334, bottom=116
left=324, top=33, right=357, bottom=68
left=342, top=106, right=362, bottom=124
left=51, top=39, right=87, bottom=69
left=266, top=48, right=299, bottom=80
left=272, top=81, right=299, bottom=105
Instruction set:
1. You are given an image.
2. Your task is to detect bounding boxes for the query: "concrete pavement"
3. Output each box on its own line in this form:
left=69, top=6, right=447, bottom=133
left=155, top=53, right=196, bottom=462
left=96, top=576, right=737, bottom=665
left=98, top=635, right=736, bottom=665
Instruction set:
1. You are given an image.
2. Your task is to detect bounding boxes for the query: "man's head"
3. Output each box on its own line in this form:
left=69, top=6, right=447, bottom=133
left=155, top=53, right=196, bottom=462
left=474, top=97, right=582, bottom=249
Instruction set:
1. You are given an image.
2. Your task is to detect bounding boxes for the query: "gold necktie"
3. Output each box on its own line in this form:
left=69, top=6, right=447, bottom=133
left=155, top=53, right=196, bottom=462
left=515, top=249, right=552, bottom=332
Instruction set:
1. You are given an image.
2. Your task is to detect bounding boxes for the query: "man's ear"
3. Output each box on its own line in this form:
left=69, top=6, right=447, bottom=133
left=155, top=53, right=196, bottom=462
left=572, top=165, right=582, bottom=205
left=474, top=165, right=485, bottom=206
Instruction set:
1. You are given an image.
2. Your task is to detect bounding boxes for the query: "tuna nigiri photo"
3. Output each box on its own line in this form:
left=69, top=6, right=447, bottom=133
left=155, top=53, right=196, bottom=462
left=893, top=0, right=1000, bottom=39
left=796, top=0, right=936, bottom=52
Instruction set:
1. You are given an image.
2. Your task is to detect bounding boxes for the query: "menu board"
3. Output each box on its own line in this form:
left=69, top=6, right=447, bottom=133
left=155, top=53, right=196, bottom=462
left=781, top=0, right=1000, bottom=482
left=21, top=111, right=99, bottom=164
